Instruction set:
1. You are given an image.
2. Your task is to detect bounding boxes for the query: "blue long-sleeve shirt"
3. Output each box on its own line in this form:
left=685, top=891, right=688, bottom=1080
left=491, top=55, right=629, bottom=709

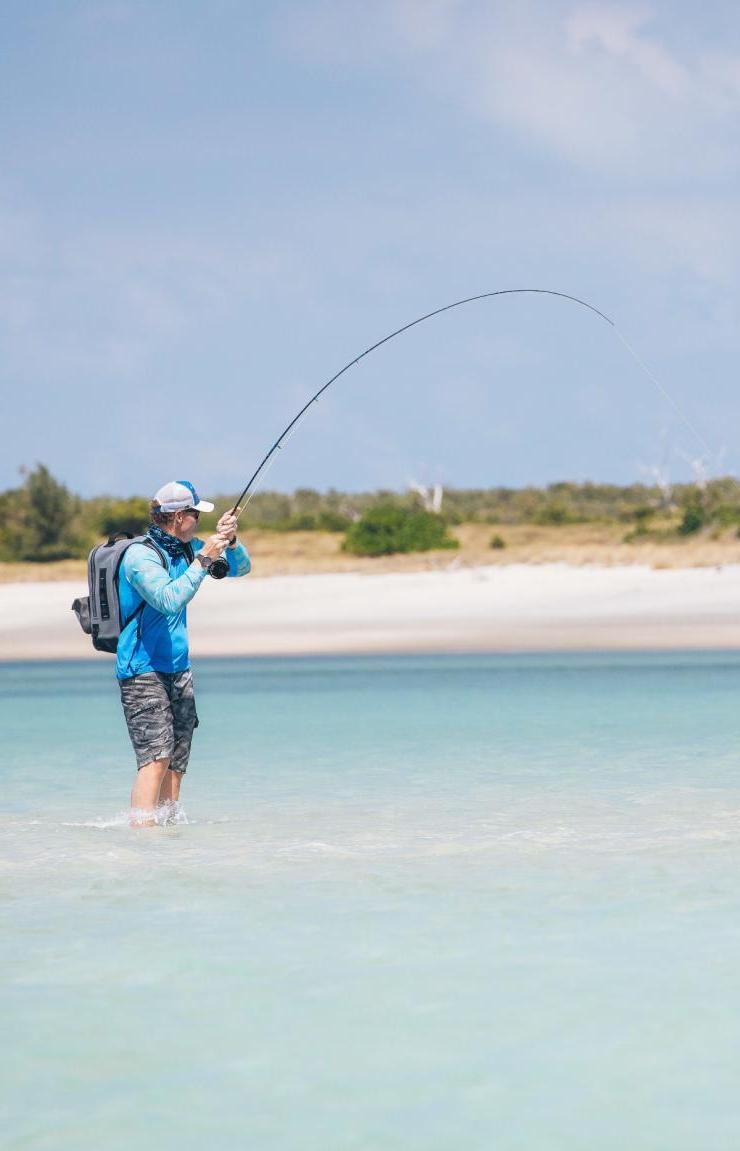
left=116, top=537, right=250, bottom=679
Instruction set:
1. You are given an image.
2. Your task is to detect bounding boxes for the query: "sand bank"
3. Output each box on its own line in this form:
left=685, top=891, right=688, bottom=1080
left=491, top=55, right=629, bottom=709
left=1, top=564, right=739, bottom=661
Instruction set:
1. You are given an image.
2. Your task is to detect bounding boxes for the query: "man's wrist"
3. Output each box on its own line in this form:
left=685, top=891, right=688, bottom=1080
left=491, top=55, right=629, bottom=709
left=196, top=553, right=214, bottom=571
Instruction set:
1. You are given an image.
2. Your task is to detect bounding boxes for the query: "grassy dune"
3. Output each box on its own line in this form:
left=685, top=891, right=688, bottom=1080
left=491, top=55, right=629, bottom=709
left=2, top=523, right=740, bottom=583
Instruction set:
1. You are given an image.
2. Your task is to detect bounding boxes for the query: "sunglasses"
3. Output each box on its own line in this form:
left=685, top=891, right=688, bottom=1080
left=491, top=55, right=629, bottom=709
left=183, top=508, right=200, bottom=519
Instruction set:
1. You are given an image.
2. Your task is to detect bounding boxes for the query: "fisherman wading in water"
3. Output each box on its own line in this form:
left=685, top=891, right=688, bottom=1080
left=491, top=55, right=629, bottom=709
left=116, top=481, right=250, bottom=825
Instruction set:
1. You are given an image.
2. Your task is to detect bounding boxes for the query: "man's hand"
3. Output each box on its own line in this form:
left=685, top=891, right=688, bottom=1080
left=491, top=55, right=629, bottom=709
left=216, top=507, right=241, bottom=547
left=200, top=533, right=230, bottom=561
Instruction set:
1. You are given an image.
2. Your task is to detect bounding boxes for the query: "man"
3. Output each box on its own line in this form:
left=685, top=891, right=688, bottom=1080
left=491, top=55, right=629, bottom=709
left=117, top=480, right=251, bottom=825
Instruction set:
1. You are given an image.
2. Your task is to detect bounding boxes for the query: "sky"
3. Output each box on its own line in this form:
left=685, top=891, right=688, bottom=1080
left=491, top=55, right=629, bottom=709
left=1, top=0, right=739, bottom=497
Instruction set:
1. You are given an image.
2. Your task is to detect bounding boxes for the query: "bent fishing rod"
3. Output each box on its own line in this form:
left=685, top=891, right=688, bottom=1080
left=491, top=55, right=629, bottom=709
left=208, top=287, right=713, bottom=578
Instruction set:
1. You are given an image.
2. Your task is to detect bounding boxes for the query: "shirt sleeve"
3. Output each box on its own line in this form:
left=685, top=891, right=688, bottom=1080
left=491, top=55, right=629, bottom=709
left=192, top=538, right=251, bottom=577
left=226, top=540, right=251, bottom=577
left=123, top=544, right=208, bottom=616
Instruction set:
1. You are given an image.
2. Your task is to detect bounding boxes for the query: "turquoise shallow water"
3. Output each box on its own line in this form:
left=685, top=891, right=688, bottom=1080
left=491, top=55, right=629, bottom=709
left=2, top=652, right=740, bottom=1150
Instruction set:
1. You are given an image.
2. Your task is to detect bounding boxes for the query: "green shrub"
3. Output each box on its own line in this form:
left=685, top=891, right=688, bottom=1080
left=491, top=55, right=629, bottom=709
left=279, top=513, right=319, bottom=531
left=95, top=498, right=150, bottom=538
left=262, top=510, right=353, bottom=532
left=535, top=502, right=577, bottom=526
left=490, top=534, right=506, bottom=550
left=623, top=506, right=655, bottom=543
left=0, top=465, right=85, bottom=561
left=317, top=510, right=352, bottom=532
left=632, top=506, right=654, bottom=530
left=710, top=504, right=740, bottom=528
left=678, top=504, right=705, bottom=536
left=342, top=505, right=458, bottom=557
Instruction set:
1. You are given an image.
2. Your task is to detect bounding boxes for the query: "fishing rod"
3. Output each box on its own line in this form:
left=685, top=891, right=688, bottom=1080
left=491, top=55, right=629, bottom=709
left=208, top=287, right=712, bottom=577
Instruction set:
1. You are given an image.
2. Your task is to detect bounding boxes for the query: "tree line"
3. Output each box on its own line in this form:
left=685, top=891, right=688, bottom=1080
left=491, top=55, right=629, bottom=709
left=2, top=465, right=740, bottom=562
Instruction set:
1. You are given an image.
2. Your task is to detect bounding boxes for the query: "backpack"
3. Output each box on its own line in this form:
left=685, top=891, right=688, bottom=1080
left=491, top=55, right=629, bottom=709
left=71, top=533, right=166, bottom=653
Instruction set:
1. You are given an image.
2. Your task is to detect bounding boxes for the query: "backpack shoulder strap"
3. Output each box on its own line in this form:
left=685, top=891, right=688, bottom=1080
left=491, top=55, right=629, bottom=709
left=140, top=537, right=167, bottom=568
left=119, top=537, right=167, bottom=634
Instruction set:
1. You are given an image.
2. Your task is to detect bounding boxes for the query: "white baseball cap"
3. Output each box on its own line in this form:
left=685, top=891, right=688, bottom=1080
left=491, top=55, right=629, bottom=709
left=153, top=480, right=215, bottom=513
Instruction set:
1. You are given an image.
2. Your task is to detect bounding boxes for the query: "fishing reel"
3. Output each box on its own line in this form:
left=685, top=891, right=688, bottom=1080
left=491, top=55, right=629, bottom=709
left=208, top=535, right=238, bottom=579
left=209, top=557, right=229, bottom=580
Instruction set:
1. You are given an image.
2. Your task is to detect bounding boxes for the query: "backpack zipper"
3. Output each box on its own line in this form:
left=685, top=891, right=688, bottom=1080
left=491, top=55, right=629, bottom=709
left=88, top=547, right=99, bottom=618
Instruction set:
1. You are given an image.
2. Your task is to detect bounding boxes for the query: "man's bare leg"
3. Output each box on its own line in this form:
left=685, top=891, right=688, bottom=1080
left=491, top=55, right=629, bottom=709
left=130, top=757, right=171, bottom=826
left=158, top=769, right=183, bottom=805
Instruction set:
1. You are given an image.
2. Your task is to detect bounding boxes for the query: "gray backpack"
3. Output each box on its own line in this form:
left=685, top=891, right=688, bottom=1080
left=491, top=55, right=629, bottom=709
left=71, top=533, right=166, bottom=653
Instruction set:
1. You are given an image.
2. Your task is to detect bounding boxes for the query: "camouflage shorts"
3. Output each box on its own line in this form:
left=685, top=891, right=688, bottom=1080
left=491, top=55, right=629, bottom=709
left=119, top=670, right=199, bottom=773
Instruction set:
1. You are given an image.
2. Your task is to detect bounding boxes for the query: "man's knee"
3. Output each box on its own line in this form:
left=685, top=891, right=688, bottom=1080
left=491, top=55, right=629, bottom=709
left=138, top=757, right=171, bottom=778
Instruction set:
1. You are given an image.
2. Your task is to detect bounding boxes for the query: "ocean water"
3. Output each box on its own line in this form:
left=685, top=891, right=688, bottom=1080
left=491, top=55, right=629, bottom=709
left=2, top=652, right=740, bottom=1150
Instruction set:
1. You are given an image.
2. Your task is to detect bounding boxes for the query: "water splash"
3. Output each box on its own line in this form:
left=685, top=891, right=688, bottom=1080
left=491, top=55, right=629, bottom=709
left=154, top=800, right=189, bottom=827
left=63, top=801, right=190, bottom=830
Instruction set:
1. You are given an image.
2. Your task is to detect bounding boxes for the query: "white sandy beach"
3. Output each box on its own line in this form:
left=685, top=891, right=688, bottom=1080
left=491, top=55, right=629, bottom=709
left=1, top=563, right=739, bottom=660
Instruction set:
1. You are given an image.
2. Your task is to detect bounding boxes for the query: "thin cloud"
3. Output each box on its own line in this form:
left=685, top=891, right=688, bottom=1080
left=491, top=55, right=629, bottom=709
left=414, top=1, right=740, bottom=178
left=285, top=1, right=740, bottom=180
left=567, top=6, right=689, bottom=97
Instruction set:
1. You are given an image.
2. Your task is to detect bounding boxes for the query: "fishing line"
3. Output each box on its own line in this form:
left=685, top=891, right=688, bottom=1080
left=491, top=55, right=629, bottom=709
left=222, top=287, right=713, bottom=520
left=239, top=405, right=316, bottom=509
left=611, top=328, right=714, bottom=462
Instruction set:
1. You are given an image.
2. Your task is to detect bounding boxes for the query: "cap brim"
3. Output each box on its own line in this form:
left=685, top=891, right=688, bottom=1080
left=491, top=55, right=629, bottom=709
left=193, top=499, right=215, bottom=513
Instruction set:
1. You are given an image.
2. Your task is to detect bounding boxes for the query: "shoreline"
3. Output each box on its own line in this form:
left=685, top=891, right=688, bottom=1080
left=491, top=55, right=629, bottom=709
left=2, top=562, right=740, bottom=661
